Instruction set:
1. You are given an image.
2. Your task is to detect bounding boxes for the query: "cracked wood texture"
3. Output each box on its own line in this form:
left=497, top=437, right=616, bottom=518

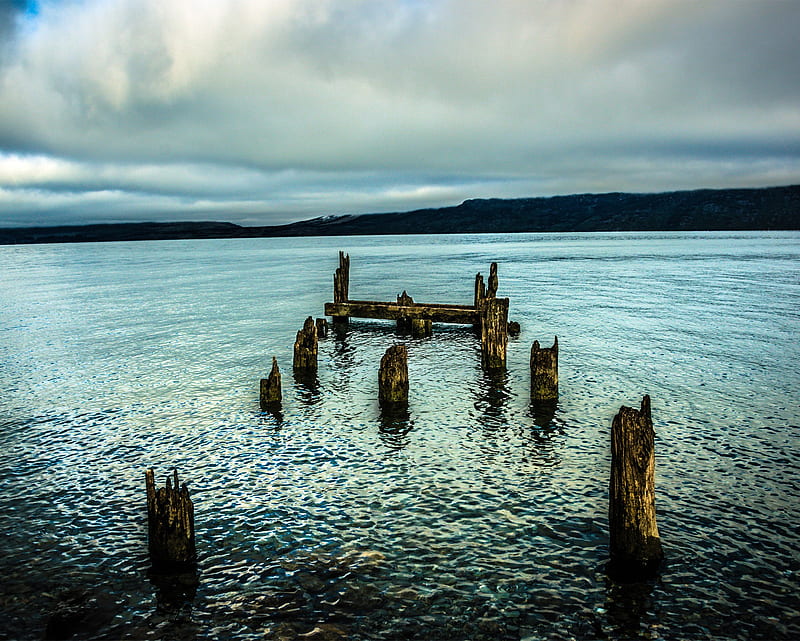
left=609, top=395, right=664, bottom=581
left=293, top=316, right=318, bottom=372
left=145, top=468, right=196, bottom=570
left=379, top=344, right=409, bottom=406
left=260, top=356, right=282, bottom=409
left=530, top=336, right=558, bottom=400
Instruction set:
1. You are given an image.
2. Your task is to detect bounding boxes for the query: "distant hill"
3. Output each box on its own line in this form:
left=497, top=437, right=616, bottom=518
left=1, top=185, right=798, bottom=244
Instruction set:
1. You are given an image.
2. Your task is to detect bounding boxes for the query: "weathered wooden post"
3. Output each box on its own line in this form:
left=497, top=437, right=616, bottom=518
left=396, top=291, right=414, bottom=333
left=260, top=357, right=282, bottom=410
left=530, top=336, right=558, bottom=400
left=411, top=318, right=432, bottom=338
left=315, top=317, right=329, bottom=339
left=480, top=297, right=509, bottom=370
left=293, top=316, right=318, bottom=372
left=487, top=262, right=498, bottom=299
left=609, top=395, right=663, bottom=581
left=332, top=251, right=350, bottom=326
left=379, top=344, right=409, bottom=406
left=474, top=273, right=486, bottom=310
left=508, top=321, right=521, bottom=336
left=145, top=469, right=196, bottom=570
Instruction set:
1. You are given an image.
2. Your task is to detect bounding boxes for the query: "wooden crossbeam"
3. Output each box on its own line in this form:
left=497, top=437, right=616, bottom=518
left=324, top=300, right=480, bottom=324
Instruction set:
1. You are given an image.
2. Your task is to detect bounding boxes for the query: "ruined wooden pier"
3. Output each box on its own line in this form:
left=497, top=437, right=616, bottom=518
left=323, top=252, right=510, bottom=369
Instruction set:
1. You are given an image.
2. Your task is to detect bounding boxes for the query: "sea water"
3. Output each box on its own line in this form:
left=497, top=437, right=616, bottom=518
left=0, top=232, right=798, bottom=640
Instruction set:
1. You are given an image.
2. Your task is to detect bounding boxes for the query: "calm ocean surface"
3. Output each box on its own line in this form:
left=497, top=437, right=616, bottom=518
left=1, top=232, right=798, bottom=640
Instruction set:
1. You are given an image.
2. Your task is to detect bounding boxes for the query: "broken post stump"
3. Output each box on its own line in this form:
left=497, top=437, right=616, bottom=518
left=379, top=344, right=409, bottom=406
left=260, top=356, right=282, bottom=410
left=609, top=395, right=663, bottom=581
left=411, top=318, right=432, bottom=338
left=315, top=317, right=329, bottom=339
left=530, top=336, right=558, bottom=400
left=333, top=251, right=350, bottom=326
left=508, top=321, right=521, bottom=336
left=293, top=316, right=318, bottom=372
left=480, top=297, right=509, bottom=370
left=145, top=468, right=196, bottom=570
left=396, top=291, right=414, bottom=333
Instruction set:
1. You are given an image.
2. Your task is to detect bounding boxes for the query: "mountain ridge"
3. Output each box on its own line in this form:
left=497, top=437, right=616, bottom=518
left=1, top=184, right=798, bottom=244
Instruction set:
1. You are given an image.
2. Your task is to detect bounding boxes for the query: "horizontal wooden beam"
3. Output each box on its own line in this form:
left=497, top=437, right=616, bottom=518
left=324, top=299, right=480, bottom=324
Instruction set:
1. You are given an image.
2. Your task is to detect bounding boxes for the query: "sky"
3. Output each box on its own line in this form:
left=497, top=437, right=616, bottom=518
left=0, top=0, right=798, bottom=227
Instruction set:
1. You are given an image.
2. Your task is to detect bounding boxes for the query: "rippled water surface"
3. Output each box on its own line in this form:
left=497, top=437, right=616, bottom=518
left=1, top=232, right=798, bottom=640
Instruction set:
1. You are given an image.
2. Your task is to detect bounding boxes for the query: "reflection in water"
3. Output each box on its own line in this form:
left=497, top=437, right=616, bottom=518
left=530, top=397, right=558, bottom=428
left=378, top=403, right=414, bottom=451
left=149, top=568, right=199, bottom=616
left=603, top=577, right=659, bottom=639
left=292, top=372, right=321, bottom=406
left=473, top=370, right=511, bottom=430
left=259, top=405, right=284, bottom=425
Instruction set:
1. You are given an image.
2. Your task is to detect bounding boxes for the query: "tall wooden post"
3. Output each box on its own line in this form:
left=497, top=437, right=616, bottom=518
left=379, top=344, right=409, bottom=406
left=260, top=357, right=282, bottom=410
left=487, top=262, right=498, bottom=299
left=293, top=316, right=318, bottom=372
left=333, top=251, right=350, bottom=326
left=530, top=336, right=558, bottom=400
left=481, top=297, right=509, bottom=370
left=609, top=395, right=663, bottom=581
left=145, top=469, right=196, bottom=570
left=333, top=251, right=350, bottom=303
left=474, top=273, right=486, bottom=310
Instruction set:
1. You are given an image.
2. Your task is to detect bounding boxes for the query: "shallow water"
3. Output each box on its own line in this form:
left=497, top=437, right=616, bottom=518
left=1, top=232, right=798, bottom=640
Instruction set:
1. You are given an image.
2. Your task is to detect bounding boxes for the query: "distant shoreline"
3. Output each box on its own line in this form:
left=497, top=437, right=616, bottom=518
left=1, top=184, right=798, bottom=245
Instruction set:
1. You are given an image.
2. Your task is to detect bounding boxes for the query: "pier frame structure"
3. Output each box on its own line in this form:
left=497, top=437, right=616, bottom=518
left=324, top=252, right=510, bottom=370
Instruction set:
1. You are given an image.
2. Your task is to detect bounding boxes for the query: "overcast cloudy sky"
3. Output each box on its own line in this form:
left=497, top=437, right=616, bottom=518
left=0, top=0, right=798, bottom=227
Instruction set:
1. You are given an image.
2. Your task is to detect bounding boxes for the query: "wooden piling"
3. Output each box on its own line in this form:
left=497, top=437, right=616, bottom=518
left=530, top=336, right=558, bottom=400
left=474, top=273, right=486, bottom=310
left=145, top=468, right=196, bottom=570
left=609, top=395, right=663, bottom=581
left=260, top=357, right=282, bottom=410
left=396, top=291, right=414, bottom=333
left=315, top=317, right=329, bottom=339
left=293, top=316, right=318, bottom=372
left=480, top=297, right=509, bottom=370
left=333, top=251, right=350, bottom=325
left=334, top=251, right=350, bottom=303
left=379, top=344, right=409, bottom=406
left=411, top=318, right=432, bottom=338
left=487, top=262, right=498, bottom=299
left=508, top=321, right=521, bottom=336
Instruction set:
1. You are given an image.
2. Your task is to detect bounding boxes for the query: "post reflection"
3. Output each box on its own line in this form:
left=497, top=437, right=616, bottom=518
left=378, top=403, right=414, bottom=451
left=602, top=576, right=659, bottom=639
left=148, top=568, right=199, bottom=616
left=529, top=397, right=558, bottom=428
left=473, top=369, right=511, bottom=431
left=293, top=371, right=322, bottom=405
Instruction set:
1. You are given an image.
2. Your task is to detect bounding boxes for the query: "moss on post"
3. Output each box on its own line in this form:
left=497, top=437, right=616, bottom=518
left=145, top=468, right=196, bottom=571
left=609, top=395, right=664, bottom=581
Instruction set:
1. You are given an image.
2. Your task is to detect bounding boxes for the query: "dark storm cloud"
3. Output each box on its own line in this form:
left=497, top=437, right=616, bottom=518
left=0, top=0, right=798, bottom=226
